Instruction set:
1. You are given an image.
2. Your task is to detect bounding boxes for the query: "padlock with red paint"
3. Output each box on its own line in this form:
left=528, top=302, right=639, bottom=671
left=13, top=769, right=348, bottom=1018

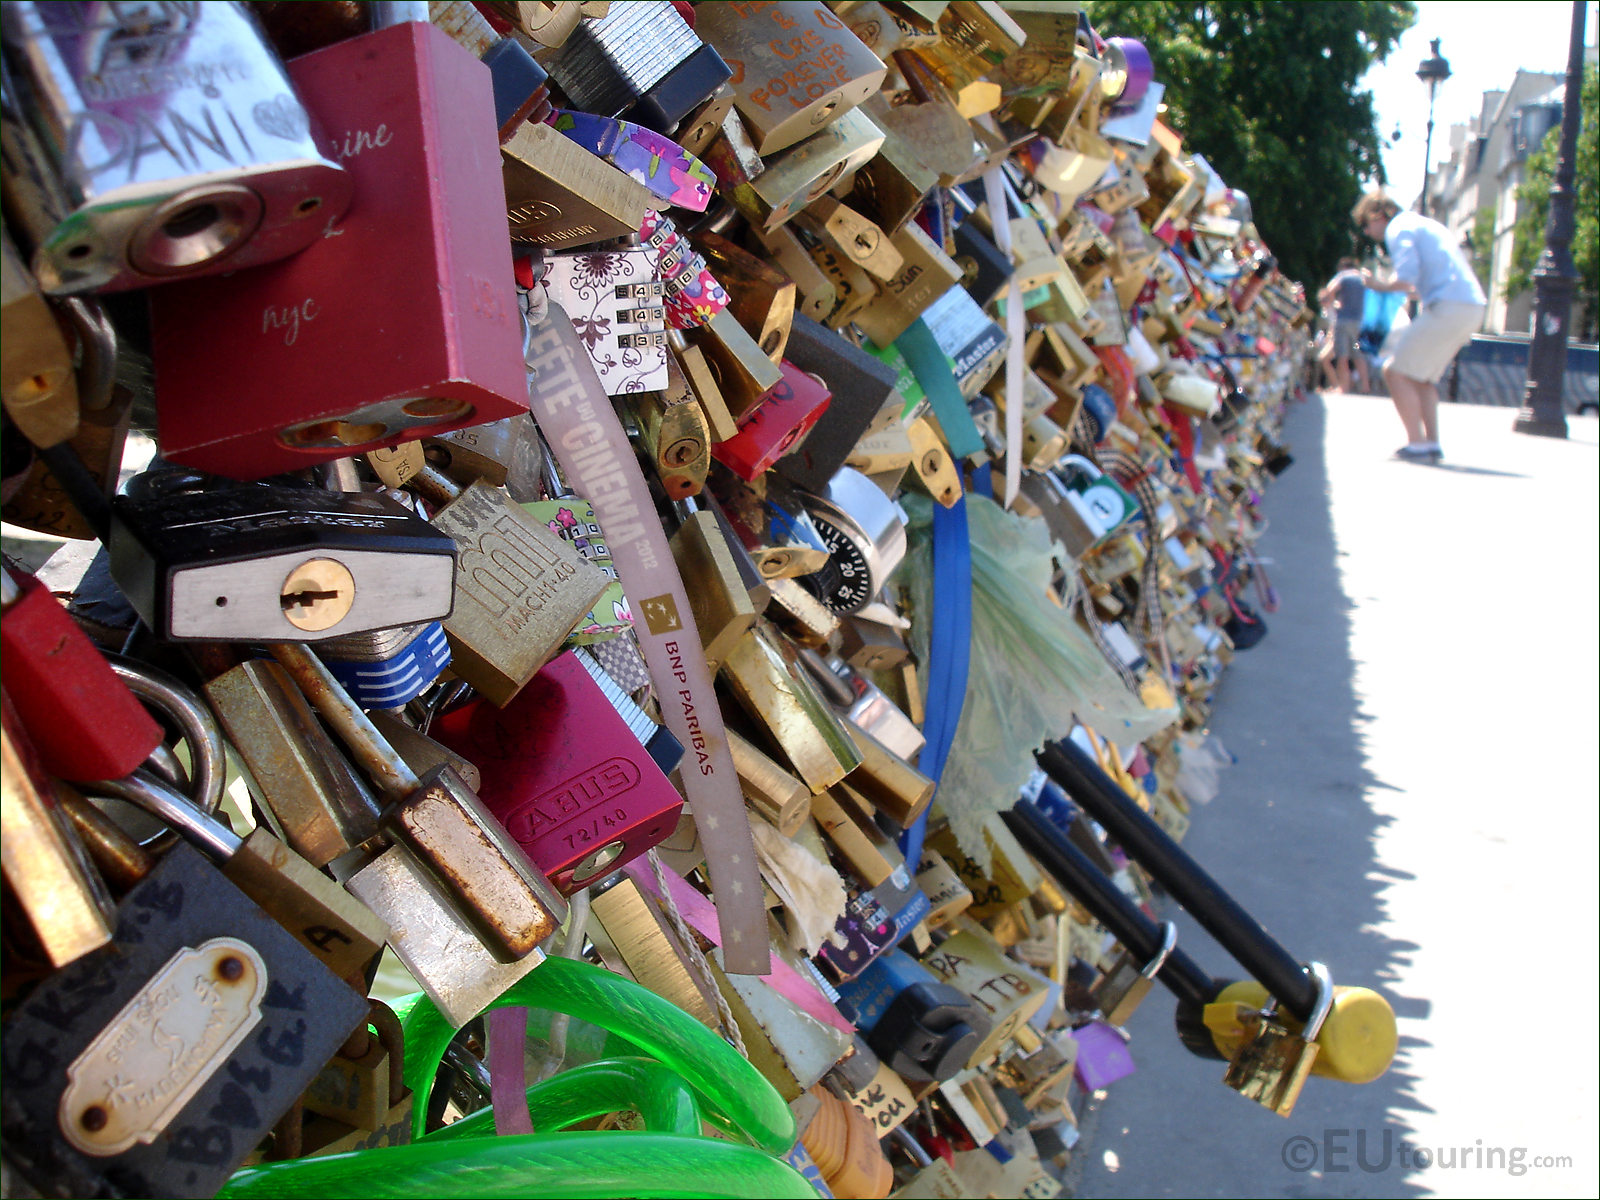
left=149, top=15, right=527, bottom=480
left=0, top=564, right=161, bottom=783
left=710, top=361, right=832, bottom=482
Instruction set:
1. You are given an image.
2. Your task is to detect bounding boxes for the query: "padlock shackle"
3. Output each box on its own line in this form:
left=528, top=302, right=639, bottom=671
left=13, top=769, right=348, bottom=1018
left=1036, top=737, right=1320, bottom=1023
left=92, top=767, right=243, bottom=861
left=1002, top=802, right=1213, bottom=1012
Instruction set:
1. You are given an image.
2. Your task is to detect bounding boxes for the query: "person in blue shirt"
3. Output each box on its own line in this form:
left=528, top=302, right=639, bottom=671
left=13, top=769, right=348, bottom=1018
left=1353, top=191, right=1487, bottom=462
left=1317, top=257, right=1372, bottom=394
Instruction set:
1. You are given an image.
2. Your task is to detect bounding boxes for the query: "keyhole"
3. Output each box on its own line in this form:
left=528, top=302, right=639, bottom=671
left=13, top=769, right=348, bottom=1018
left=279, top=558, right=356, bottom=632
left=854, top=230, right=878, bottom=257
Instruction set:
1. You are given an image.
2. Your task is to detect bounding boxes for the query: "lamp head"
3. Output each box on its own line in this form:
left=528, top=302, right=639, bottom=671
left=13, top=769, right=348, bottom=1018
left=1417, top=38, right=1451, bottom=92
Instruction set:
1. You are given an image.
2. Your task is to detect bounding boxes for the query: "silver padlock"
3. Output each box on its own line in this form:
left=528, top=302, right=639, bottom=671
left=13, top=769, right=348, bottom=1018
left=1092, top=920, right=1176, bottom=1027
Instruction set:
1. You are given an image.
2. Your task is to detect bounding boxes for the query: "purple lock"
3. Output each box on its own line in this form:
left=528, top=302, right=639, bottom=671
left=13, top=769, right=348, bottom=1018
left=1072, top=1020, right=1137, bottom=1090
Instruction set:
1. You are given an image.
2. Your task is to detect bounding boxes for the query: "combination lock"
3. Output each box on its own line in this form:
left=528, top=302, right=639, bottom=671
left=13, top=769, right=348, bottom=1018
left=799, top=467, right=908, bottom=615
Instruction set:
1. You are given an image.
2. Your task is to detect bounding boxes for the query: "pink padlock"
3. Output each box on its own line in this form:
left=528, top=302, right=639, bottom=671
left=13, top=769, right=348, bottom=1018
left=1071, top=1019, right=1137, bottom=1091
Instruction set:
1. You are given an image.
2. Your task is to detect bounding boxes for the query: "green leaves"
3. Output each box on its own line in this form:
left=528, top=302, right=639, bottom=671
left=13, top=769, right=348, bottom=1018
left=1086, top=0, right=1417, bottom=287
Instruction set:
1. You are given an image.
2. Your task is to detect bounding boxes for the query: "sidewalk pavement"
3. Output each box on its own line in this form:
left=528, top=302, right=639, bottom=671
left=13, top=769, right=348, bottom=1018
left=1069, top=393, right=1599, bottom=1199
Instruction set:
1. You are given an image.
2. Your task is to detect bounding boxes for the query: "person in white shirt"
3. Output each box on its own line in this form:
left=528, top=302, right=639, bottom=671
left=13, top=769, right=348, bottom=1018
left=1352, top=191, right=1487, bottom=462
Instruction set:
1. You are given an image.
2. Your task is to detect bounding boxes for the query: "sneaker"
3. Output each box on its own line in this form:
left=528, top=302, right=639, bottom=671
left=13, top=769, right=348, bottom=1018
left=1394, top=444, right=1441, bottom=463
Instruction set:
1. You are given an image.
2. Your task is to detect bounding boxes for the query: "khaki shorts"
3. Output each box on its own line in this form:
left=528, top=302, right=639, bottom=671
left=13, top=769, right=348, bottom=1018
left=1382, top=301, right=1485, bottom=384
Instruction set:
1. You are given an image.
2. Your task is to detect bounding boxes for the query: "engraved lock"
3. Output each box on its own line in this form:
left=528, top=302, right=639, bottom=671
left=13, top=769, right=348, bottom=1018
left=1, top=226, right=79, bottom=448
left=203, top=658, right=380, bottom=870
left=702, top=106, right=885, bottom=232
left=1, top=692, right=116, bottom=969
left=696, top=2, right=887, bottom=155
left=538, top=0, right=731, bottom=132
left=108, top=481, right=456, bottom=642
left=407, top=463, right=610, bottom=707
left=920, top=924, right=1054, bottom=1071
left=772, top=314, right=903, bottom=493
left=91, top=765, right=389, bottom=983
left=790, top=219, right=878, bottom=332
left=853, top=221, right=964, bottom=348
left=148, top=17, right=528, bottom=479
left=502, top=120, right=654, bottom=249
left=669, top=503, right=757, bottom=670
left=798, top=467, right=909, bottom=615
left=542, top=247, right=667, bottom=394
left=916, top=2, right=1027, bottom=98
left=720, top=620, right=863, bottom=795
left=430, top=650, right=684, bottom=895
left=1092, top=920, right=1177, bottom=1027
left=0, top=841, right=370, bottom=1200
left=1218, top=962, right=1335, bottom=1118
left=688, top=229, right=796, bottom=365
left=270, top=642, right=567, bottom=965
left=0, top=1, right=353, bottom=294
left=712, top=360, right=832, bottom=483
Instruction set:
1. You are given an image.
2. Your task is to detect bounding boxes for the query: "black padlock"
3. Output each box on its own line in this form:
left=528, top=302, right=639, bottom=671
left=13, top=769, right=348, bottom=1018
left=0, top=843, right=369, bottom=1199
left=108, top=481, right=457, bottom=643
left=772, top=315, right=902, bottom=493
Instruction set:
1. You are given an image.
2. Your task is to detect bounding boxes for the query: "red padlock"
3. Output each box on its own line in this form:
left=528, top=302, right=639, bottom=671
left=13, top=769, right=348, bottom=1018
left=430, top=651, right=683, bottom=895
left=0, top=565, right=162, bottom=782
left=710, top=360, right=832, bottom=482
left=150, top=18, right=527, bottom=480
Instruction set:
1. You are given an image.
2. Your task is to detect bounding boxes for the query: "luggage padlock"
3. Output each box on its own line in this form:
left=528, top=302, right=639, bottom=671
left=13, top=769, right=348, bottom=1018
left=0, top=0, right=352, bottom=295
left=541, top=245, right=668, bottom=395
left=1092, top=920, right=1177, bottom=1027
left=407, top=462, right=610, bottom=707
left=148, top=13, right=528, bottom=479
left=0, top=841, right=368, bottom=1199
left=90, top=766, right=388, bottom=984
left=268, top=642, right=566, bottom=964
left=108, top=480, right=457, bottom=644
left=1216, top=962, right=1334, bottom=1117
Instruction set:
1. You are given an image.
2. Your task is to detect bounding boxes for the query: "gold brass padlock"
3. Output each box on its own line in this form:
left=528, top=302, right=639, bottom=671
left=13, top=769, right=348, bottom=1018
left=1090, top=920, right=1177, bottom=1027
left=1213, top=962, right=1334, bottom=1118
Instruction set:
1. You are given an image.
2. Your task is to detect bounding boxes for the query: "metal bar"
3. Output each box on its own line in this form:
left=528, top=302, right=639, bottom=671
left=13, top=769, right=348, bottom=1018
left=1001, top=801, right=1213, bottom=1012
left=1036, top=737, right=1318, bottom=1021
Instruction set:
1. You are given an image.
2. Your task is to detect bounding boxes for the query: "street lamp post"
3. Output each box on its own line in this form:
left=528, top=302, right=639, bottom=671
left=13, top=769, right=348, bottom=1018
left=1416, top=39, right=1451, bottom=215
left=1513, top=0, right=1586, bottom=439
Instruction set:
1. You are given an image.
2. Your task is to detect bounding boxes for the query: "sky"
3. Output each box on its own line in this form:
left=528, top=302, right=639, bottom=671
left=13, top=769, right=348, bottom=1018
left=1360, top=0, right=1598, bottom=204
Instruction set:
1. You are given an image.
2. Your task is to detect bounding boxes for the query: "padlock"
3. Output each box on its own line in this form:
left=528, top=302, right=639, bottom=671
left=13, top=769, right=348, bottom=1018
left=551, top=110, right=717, bottom=212
left=669, top=503, right=758, bottom=669
left=1091, top=920, right=1177, bottom=1027
left=707, top=466, right=834, bottom=580
left=202, top=658, right=379, bottom=871
left=684, top=307, right=786, bottom=422
left=314, top=621, right=454, bottom=711
left=269, top=642, right=566, bottom=964
left=521, top=462, right=634, bottom=650
left=0, top=840, right=369, bottom=1199
left=793, top=196, right=905, bottom=284
left=538, top=0, right=731, bottom=132
left=300, top=1000, right=414, bottom=1156
left=696, top=2, right=887, bottom=155
left=810, top=788, right=904, bottom=891
left=745, top=221, right=840, bottom=324
left=148, top=15, right=528, bottom=479
left=1, top=226, right=79, bottom=448
left=911, top=1, right=1026, bottom=104
left=859, top=89, right=978, bottom=189
left=916, top=849, right=974, bottom=928
left=772, top=314, right=903, bottom=493
left=848, top=118, right=940, bottom=236
left=584, top=873, right=721, bottom=1028
left=1213, top=963, right=1334, bottom=1117
left=797, top=467, right=908, bottom=615
left=711, top=360, right=832, bottom=483
left=764, top=575, right=842, bottom=650
left=501, top=119, right=655, bottom=249
left=729, top=728, right=811, bottom=838
left=429, top=650, right=684, bottom=895
left=1, top=691, right=116, bottom=969
left=107, top=480, right=456, bottom=643
left=688, top=229, right=796, bottom=364
left=720, top=620, right=863, bottom=795
left=2, top=563, right=164, bottom=783
left=541, top=246, right=668, bottom=395
left=840, top=720, right=934, bottom=829
left=921, top=283, right=1008, bottom=400
left=628, top=386, right=712, bottom=500
left=666, top=329, right=740, bottom=443
left=920, top=923, right=1053, bottom=1068
left=640, top=209, right=730, bottom=329
left=91, top=765, right=388, bottom=983
left=789, top=220, right=879, bottom=331
left=702, top=106, right=885, bottom=232
left=854, top=221, right=965, bottom=348
left=0, top=1, right=352, bottom=295
left=425, top=415, right=545, bottom=501
left=836, top=948, right=990, bottom=1085
left=406, top=463, right=610, bottom=707
left=430, top=4, right=554, bottom=140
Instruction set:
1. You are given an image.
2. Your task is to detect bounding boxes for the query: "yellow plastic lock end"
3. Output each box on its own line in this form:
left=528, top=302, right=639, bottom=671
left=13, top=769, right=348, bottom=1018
left=1206, top=980, right=1398, bottom=1085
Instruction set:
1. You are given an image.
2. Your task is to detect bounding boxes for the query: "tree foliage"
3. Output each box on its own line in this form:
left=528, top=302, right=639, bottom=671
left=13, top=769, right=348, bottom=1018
left=1085, top=0, right=1415, bottom=289
left=1505, top=61, right=1598, bottom=342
